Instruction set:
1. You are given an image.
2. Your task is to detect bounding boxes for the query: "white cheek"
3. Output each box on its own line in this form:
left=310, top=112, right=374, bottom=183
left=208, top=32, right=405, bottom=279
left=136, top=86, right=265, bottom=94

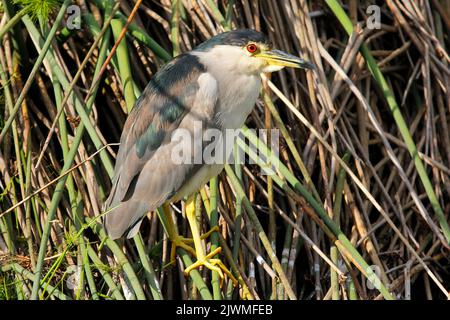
left=262, top=65, right=285, bottom=73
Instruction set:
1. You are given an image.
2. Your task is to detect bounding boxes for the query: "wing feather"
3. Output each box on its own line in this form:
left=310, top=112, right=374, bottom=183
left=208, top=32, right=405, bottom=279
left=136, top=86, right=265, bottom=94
left=104, top=54, right=218, bottom=239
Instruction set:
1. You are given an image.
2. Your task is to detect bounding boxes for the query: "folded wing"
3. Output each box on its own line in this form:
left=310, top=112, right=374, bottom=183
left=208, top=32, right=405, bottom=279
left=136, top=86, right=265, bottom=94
left=104, top=54, right=218, bottom=239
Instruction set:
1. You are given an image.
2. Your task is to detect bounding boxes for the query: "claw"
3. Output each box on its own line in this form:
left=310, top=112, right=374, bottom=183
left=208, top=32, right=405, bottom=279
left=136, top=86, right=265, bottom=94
left=170, top=235, right=196, bottom=263
left=169, top=226, right=220, bottom=262
left=184, top=247, right=238, bottom=287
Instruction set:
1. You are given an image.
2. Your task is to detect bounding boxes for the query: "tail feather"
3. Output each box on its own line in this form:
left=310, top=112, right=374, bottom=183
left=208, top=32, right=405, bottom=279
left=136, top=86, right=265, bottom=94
left=103, top=200, right=150, bottom=240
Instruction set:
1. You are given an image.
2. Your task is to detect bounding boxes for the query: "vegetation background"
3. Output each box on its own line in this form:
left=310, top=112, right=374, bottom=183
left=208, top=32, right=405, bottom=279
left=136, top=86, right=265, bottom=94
left=0, top=0, right=449, bottom=300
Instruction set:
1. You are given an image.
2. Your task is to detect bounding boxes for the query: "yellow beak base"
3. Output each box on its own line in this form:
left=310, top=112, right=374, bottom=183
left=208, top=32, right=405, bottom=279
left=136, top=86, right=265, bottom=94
left=256, top=49, right=314, bottom=69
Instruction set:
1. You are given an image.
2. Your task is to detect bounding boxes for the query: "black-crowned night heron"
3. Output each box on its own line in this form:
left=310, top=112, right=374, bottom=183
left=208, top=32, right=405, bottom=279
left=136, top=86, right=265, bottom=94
left=104, top=29, right=313, bottom=282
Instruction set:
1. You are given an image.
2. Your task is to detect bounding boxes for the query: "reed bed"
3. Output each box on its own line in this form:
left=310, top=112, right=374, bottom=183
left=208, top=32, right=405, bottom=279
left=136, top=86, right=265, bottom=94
left=0, top=0, right=449, bottom=300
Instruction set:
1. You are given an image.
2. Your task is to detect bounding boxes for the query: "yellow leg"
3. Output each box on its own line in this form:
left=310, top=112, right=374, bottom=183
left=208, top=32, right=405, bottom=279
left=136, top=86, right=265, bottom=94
left=183, top=194, right=237, bottom=286
left=162, top=203, right=196, bottom=262
left=162, top=203, right=220, bottom=262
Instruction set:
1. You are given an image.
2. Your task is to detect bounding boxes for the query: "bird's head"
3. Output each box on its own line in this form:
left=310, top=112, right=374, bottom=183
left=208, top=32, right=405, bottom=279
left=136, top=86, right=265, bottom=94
left=193, top=29, right=314, bottom=75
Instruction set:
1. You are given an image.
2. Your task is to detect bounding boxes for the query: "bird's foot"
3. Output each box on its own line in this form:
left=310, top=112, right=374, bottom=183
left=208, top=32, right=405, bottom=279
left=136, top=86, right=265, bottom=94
left=184, top=247, right=238, bottom=287
left=169, top=235, right=196, bottom=263
left=169, top=226, right=220, bottom=262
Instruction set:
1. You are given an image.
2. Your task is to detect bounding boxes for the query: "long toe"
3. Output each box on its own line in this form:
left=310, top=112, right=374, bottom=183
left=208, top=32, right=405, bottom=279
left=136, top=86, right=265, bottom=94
left=183, top=247, right=238, bottom=287
left=170, top=236, right=196, bottom=262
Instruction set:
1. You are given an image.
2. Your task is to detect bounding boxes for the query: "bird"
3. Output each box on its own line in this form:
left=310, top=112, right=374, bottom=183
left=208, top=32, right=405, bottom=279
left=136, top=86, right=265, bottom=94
left=103, top=29, right=313, bottom=282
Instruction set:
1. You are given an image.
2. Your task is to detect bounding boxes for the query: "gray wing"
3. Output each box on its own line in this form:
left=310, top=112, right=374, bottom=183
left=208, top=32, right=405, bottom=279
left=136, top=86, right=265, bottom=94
left=104, top=54, right=218, bottom=239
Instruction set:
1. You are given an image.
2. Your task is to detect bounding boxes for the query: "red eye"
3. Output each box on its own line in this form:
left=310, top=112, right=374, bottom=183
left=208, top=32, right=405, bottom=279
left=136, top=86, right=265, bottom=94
left=246, top=44, right=258, bottom=53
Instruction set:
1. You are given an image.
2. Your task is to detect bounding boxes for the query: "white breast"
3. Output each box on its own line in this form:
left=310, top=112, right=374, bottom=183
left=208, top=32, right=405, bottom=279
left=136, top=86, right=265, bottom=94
left=215, top=74, right=260, bottom=129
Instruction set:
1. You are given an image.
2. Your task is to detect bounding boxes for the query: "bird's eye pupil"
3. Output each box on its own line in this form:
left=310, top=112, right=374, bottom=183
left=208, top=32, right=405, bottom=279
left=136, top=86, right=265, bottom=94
left=247, top=44, right=257, bottom=53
